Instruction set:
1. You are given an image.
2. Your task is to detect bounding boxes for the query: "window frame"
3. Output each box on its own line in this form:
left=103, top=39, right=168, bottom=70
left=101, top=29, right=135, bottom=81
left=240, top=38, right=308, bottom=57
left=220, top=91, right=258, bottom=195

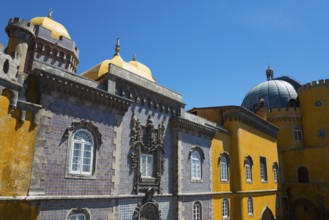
left=247, top=197, right=253, bottom=216
left=140, top=153, right=154, bottom=178
left=68, top=213, right=86, bottom=220
left=66, top=208, right=90, bottom=220
left=193, top=201, right=202, bottom=220
left=244, top=156, right=253, bottom=183
left=191, top=151, right=202, bottom=181
left=69, top=129, right=94, bottom=176
left=219, top=153, right=230, bottom=182
left=260, top=156, right=268, bottom=182
left=293, top=127, right=303, bottom=141
left=222, top=198, right=229, bottom=219
left=273, top=162, right=279, bottom=183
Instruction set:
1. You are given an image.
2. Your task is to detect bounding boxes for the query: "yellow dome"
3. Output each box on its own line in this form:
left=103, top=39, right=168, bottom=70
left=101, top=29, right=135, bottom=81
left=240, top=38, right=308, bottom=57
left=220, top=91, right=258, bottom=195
left=30, top=16, right=71, bottom=39
left=81, top=39, right=155, bottom=82
left=81, top=55, right=155, bottom=82
left=128, top=55, right=154, bottom=81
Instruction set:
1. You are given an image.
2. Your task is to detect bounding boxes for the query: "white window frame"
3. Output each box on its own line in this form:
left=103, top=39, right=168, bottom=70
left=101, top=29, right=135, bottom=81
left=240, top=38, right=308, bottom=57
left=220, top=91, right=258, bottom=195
left=245, top=163, right=252, bottom=182
left=193, top=201, right=201, bottom=220
left=140, top=153, right=153, bottom=178
left=220, top=157, right=228, bottom=181
left=222, top=198, right=229, bottom=218
left=68, top=213, right=86, bottom=220
left=70, top=129, right=94, bottom=175
left=191, top=151, right=202, bottom=181
left=248, top=197, right=253, bottom=215
left=294, top=127, right=303, bottom=141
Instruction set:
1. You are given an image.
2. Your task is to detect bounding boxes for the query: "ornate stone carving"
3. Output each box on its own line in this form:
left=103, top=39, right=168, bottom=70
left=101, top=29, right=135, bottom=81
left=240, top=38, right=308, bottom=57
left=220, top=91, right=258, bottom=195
left=133, top=187, right=161, bottom=220
left=129, top=115, right=166, bottom=194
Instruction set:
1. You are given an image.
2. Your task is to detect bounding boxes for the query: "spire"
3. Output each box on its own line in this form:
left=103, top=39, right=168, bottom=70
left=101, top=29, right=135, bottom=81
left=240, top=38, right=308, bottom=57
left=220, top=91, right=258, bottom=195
left=48, top=9, right=53, bottom=19
left=266, top=65, right=274, bottom=81
left=114, top=38, right=120, bottom=56
left=133, top=53, right=137, bottom=61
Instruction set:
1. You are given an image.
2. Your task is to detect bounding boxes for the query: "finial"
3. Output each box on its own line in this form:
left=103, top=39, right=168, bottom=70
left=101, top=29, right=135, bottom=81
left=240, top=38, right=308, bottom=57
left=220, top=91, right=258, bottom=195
left=266, top=65, right=274, bottom=81
left=115, top=38, right=120, bottom=55
left=133, top=53, right=137, bottom=61
left=48, top=9, right=53, bottom=19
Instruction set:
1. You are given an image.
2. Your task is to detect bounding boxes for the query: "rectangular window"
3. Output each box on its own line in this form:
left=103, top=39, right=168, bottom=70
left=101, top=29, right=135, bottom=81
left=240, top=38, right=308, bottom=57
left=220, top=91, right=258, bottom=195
left=140, top=154, right=153, bottom=177
left=260, top=157, right=268, bottom=182
left=246, top=164, right=252, bottom=182
left=294, top=128, right=303, bottom=141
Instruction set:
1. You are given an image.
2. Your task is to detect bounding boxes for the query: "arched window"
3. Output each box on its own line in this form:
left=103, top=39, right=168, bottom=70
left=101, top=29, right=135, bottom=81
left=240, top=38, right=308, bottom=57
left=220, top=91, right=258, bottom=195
left=70, top=129, right=94, bottom=175
left=222, top=198, right=229, bottom=218
left=193, top=201, right=202, bottom=220
left=244, top=156, right=253, bottom=182
left=220, top=153, right=229, bottom=181
left=248, top=197, right=253, bottom=215
left=298, top=167, right=309, bottom=183
left=273, top=162, right=279, bottom=183
left=191, top=151, right=201, bottom=181
left=68, top=213, right=86, bottom=220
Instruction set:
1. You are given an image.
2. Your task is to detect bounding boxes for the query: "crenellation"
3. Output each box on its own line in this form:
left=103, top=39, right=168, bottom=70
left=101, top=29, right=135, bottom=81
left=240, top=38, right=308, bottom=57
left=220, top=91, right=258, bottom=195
left=298, top=79, right=329, bottom=92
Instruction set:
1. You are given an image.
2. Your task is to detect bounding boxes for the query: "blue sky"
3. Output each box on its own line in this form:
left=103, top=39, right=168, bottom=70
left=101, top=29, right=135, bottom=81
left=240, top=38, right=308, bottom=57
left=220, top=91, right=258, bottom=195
left=1, top=1, right=329, bottom=110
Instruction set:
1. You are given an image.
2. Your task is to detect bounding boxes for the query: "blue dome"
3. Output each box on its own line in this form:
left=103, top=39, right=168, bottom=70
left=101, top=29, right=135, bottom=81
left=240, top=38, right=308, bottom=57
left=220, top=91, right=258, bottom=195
left=242, top=79, right=298, bottom=112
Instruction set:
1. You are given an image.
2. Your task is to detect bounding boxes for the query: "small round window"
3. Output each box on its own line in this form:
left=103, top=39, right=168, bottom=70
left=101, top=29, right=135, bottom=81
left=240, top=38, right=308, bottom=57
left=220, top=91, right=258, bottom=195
left=315, top=100, right=322, bottom=107
left=318, top=130, right=326, bottom=138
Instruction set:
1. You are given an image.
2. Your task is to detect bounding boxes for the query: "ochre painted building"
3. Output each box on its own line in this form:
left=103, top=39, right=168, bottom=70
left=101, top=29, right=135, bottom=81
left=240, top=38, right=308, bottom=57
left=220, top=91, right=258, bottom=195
left=242, top=67, right=329, bottom=220
left=190, top=106, right=279, bottom=220
left=0, top=11, right=328, bottom=220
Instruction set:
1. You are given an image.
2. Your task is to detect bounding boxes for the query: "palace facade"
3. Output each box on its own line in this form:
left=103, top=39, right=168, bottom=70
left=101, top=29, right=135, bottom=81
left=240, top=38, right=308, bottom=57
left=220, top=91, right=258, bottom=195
left=0, top=13, right=326, bottom=220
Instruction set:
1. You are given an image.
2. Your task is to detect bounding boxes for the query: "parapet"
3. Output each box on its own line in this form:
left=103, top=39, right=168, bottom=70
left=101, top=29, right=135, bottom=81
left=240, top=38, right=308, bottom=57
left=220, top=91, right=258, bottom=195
left=6, top=17, right=35, bottom=36
left=298, top=79, right=329, bottom=93
left=34, top=25, right=79, bottom=59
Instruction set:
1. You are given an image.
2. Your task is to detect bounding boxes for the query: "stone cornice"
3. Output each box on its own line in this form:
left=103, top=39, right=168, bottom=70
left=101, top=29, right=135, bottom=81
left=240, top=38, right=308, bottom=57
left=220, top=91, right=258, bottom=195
left=107, top=64, right=183, bottom=103
left=17, top=100, right=42, bottom=113
left=33, top=68, right=133, bottom=112
left=0, top=77, right=22, bottom=91
left=105, top=64, right=184, bottom=116
left=171, top=116, right=217, bottom=138
left=224, top=107, right=279, bottom=138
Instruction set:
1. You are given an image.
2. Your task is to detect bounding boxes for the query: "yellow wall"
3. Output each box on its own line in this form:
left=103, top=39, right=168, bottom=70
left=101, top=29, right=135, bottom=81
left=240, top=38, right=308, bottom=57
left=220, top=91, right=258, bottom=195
left=0, top=201, right=38, bottom=220
left=0, top=90, right=37, bottom=196
left=224, top=120, right=278, bottom=192
left=299, top=86, right=329, bottom=147
left=212, top=132, right=231, bottom=192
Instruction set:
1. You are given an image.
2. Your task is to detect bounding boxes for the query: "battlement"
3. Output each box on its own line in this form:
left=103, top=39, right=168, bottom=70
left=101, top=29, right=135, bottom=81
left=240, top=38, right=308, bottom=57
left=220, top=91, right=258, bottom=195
left=34, top=26, right=79, bottom=58
left=267, top=107, right=300, bottom=114
left=6, top=17, right=35, bottom=35
left=298, top=79, right=329, bottom=92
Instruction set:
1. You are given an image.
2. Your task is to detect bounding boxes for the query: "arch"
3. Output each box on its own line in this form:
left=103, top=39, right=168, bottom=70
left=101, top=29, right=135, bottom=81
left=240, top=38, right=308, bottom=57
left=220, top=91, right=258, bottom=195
left=66, top=208, right=91, bottom=220
left=297, top=166, right=309, bottom=183
left=291, top=198, right=319, bottom=220
left=260, top=206, right=274, bottom=220
left=3, top=59, right=9, bottom=73
left=189, top=146, right=205, bottom=161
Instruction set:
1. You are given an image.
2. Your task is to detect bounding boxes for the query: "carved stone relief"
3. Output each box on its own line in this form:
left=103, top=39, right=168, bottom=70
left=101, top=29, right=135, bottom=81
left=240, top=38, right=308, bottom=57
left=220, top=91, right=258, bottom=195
left=129, top=115, right=165, bottom=194
left=133, top=187, right=161, bottom=220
